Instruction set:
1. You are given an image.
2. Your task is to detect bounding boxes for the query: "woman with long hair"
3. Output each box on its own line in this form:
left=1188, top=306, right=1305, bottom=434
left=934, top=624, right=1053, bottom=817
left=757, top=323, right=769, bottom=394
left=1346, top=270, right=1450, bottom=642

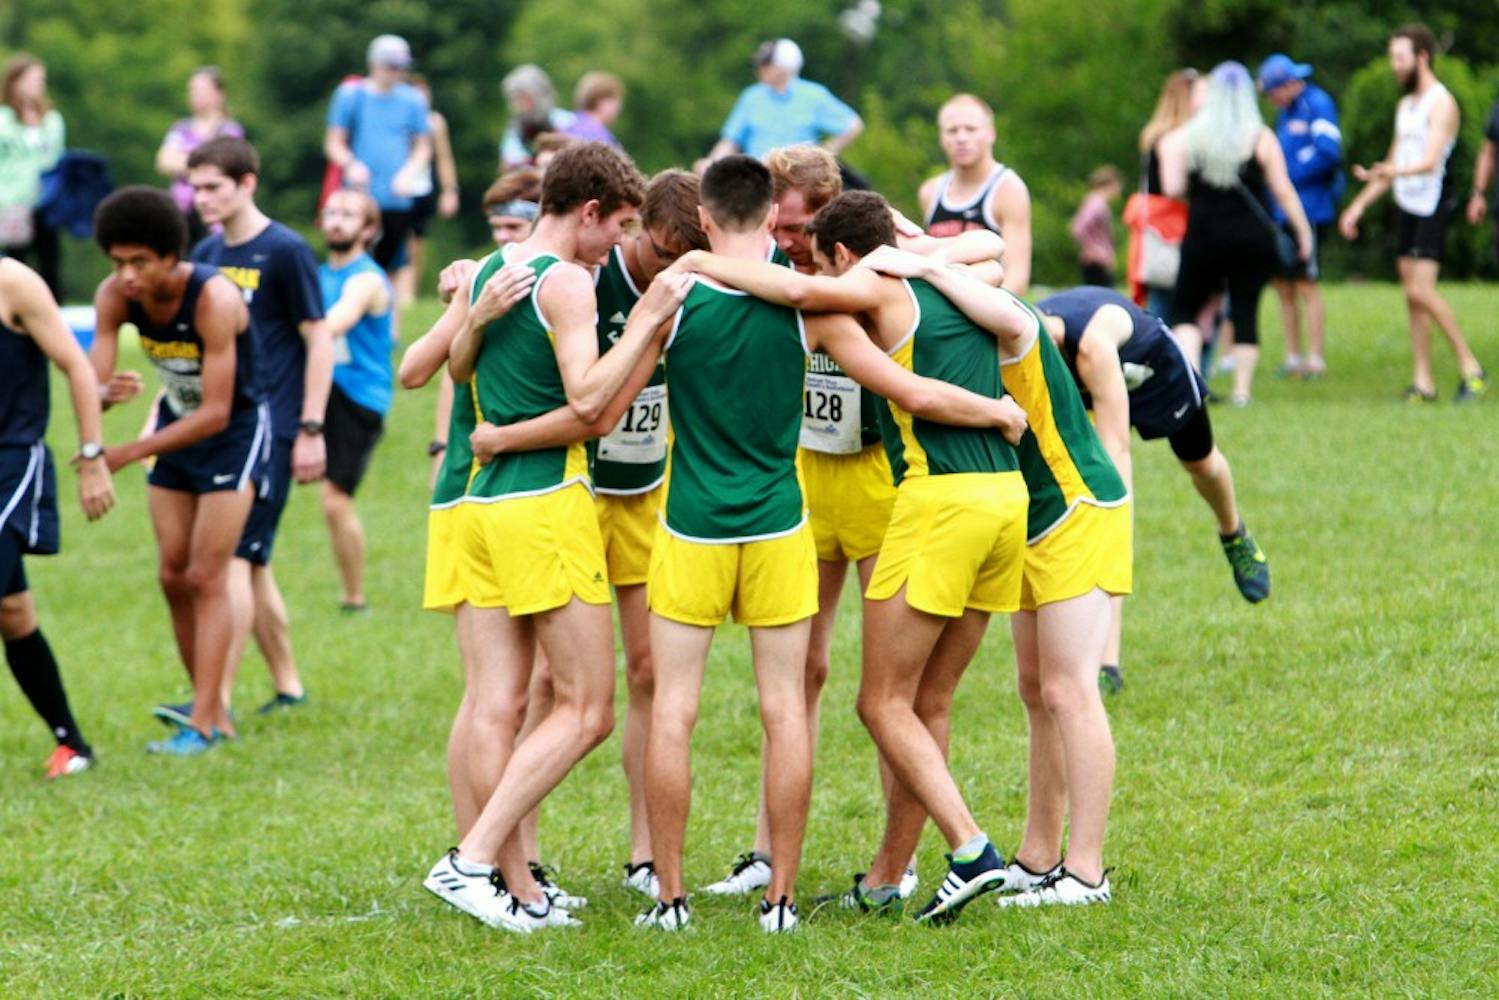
left=0, top=54, right=65, bottom=296
left=1124, top=69, right=1200, bottom=313
left=1158, top=61, right=1313, bottom=405
left=155, top=66, right=245, bottom=246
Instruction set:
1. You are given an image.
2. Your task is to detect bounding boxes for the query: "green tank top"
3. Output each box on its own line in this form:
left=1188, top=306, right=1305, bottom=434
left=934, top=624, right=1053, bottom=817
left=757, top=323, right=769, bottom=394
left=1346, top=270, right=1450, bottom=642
left=592, top=245, right=667, bottom=494
left=465, top=249, right=591, bottom=500
left=876, top=278, right=1019, bottom=485
left=430, top=379, right=477, bottom=507
left=662, top=278, right=808, bottom=541
left=1000, top=294, right=1128, bottom=541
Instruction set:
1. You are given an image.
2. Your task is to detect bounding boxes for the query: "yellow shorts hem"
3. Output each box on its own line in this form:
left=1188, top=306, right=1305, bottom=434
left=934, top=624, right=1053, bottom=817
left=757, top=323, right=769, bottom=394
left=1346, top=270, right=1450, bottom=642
left=1018, top=501, right=1134, bottom=612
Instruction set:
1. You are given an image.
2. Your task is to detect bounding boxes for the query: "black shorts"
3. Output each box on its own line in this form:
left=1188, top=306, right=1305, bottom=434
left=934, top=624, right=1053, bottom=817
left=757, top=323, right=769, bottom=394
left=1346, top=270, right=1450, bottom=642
left=325, top=384, right=385, bottom=497
left=1, top=526, right=27, bottom=597
left=236, top=436, right=293, bottom=565
left=1276, top=223, right=1325, bottom=281
left=410, top=189, right=437, bottom=237
left=1396, top=204, right=1454, bottom=261
left=147, top=401, right=269, bottom=495
left=0, top=442, right=59, bottom=558
left=1166, top=404, right=1215, bottom=464
left=371, top=210, right=416, bottom=271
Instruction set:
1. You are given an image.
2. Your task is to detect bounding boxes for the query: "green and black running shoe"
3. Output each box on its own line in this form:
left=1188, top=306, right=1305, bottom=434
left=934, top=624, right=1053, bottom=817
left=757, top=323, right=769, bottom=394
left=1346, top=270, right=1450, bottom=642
left=812, top=873, right=903, bottom=916
left=1098, top=665, right=1124, bottom=696
left=1403, top=385, right=1437, bottom=404
left=1221, top=524, right=1270, bottom=603
left=1455, top=370, right=1489, bottom=403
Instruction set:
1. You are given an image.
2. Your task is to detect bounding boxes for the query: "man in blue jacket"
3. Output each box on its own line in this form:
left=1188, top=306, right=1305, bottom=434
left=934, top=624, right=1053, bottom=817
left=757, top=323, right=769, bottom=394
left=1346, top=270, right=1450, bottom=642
left=1260, top=54, right=1343, bottom=379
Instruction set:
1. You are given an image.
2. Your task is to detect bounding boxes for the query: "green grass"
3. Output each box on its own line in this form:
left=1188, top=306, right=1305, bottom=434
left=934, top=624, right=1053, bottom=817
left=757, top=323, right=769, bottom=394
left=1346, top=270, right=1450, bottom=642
left=2, top=284, right=1496, bottom=998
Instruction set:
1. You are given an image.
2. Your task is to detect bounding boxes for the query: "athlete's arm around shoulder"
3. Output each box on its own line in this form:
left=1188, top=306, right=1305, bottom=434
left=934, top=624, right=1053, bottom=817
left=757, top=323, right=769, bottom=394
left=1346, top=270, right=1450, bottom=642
left=447, top=261, right=538, bottom=383
left=103, top=275, right=245, bottom=472
left=401, top=265, right=477, bottom=389
left=675, top=250, right=883, bottom=313
left=1071, top=306, right=1132, bottom=487
left=860, top=245, right=1035, bottom=358
left=991, top=171, right=1032, bottom=294
left=897, top=227, right=1005, bottom=268
left=548, top=263, right=689, bottom=424
left=805, top=312, right=1027, bottom=444
left=2, top=261, right=114, bottom=519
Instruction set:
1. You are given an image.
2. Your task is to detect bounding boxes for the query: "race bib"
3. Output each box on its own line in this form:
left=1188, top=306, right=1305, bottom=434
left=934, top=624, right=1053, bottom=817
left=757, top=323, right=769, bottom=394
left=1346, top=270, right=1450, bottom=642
left=800, top=371, right=862, bottom=455
left=598, top=384, right=667, bottom=465
left=159, top=363, right=205, bottom=417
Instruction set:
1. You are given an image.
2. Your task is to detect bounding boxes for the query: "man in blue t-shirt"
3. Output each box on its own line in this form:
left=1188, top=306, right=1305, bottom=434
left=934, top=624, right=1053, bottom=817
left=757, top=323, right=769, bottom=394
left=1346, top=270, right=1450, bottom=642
left=1259, top=53, right=1344, bottom=380
left=315, top=189, right=393, bottom=612
left=323, top=34, right=432, bottom=271
left=697, top=39, right=863, bottom=167
left=185, top=137, right=331, bottom=719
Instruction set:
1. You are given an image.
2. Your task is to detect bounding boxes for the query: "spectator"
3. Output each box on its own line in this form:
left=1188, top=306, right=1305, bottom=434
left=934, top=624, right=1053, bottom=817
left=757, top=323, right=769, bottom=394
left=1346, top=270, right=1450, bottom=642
left=563, top=72, right=624, bottom=147
left=401, top=75, right=460, bottom=307
left=1466, top=91, right=1499, bottom=267
left=1071, top=165, right=1123, bottom=286
left=1259, top=54, right=1343, bottom=380
left=323, top=34, right=433, bottom=272
left=1158, top=61, right=1313, bottom=407
left=698, top=39, right=863, bottom=167
left=498, top=65, right=575, bottom=171
left=155, top=66, right=246, bottom=246
left=481, top=169, right=541, bottom=247
left=1126, top=69, right=1200, bottom=315
left=0, top=54, right=64, bottom=296
left=530, top=132, right=576, bottom=175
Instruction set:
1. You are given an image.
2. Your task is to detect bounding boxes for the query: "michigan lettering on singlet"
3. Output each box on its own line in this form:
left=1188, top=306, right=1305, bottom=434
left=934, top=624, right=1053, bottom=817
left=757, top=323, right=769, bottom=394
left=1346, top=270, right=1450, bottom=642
left=131, top=263, right=261, bottom=418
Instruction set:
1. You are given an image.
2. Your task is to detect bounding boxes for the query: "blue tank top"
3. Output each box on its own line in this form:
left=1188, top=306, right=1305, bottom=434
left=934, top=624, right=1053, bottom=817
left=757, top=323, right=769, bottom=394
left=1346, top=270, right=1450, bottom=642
left=0, top=308, right=49, bottom=447
left=321, top=253, right=394, bottom=415
left=129, top=263, right=261, bottom=416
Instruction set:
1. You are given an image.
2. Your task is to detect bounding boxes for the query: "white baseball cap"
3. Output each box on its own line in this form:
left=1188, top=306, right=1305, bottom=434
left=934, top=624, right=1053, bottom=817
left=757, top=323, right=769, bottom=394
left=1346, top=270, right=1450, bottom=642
left=368, top=34, right=413, bottom=70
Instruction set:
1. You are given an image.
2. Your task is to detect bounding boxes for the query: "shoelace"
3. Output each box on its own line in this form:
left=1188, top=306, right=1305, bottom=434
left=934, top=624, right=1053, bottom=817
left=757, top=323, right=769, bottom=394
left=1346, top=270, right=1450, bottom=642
left=727, top=852, right=762, bottom=877
left=529, top=862, right=557, bottom=888
left=1225, top=536, right=1259, bottom=577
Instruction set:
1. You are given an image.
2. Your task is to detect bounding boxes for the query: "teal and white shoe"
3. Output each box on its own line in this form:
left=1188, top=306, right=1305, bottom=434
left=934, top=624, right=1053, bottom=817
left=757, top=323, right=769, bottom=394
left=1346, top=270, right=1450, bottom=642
left=145, top=726, right=216, bottom=757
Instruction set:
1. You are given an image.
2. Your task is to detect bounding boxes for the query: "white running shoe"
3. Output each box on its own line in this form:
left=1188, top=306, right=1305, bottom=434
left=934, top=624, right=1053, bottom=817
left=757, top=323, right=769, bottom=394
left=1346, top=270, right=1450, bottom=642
left=758, top=895, right=798, bottom=933
left=423, top=850, right=512, bottom=928
left=493, top=892, right=583, bottom=933
left=529, top=862, right=587, bottom=910
left=997, top=868, right=1111, bottom=908
left=996, top=858, right=1062, bottom=896
left=898, top=865, right=918, bottom=900
left=700, top=852, right=771, bottom=896
left=635, top=896, right=691, bottom=931
left=623, top=860, right=659, bottom=899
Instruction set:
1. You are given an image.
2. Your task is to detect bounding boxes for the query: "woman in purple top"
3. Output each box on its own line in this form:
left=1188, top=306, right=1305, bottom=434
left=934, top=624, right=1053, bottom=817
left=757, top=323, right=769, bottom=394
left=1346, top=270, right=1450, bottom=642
left=155, top=67, right=245, bottom=244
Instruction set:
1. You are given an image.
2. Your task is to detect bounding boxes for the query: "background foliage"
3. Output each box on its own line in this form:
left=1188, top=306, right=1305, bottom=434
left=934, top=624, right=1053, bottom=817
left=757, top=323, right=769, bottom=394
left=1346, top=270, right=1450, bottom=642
left=5, top=0, right=1499, bottom=299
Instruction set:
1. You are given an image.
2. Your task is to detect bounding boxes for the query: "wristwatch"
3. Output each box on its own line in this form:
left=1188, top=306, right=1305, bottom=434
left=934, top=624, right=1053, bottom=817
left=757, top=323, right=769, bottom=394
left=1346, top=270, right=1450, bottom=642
left=79, top=442, right=104, bottom=461
left=428, top=439, right=447, bottom=456
left=299, top=419, right=324, bottom=436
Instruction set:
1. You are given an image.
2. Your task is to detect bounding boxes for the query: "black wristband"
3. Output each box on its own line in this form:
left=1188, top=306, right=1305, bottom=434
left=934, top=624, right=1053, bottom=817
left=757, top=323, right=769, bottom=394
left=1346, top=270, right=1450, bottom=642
left=428, top=439, right=447, bottom=457
left=299, top=419, right=324, bottom=436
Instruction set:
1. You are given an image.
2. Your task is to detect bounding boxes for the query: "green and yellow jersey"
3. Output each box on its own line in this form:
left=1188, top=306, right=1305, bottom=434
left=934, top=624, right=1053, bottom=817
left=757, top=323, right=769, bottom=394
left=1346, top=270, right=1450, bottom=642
left=661, top=277, right=808, bottom=542
left=876, top=278, right=1019, bottom=484
left=431, top=379, right=477, bottom=508
left=465, top=248, right=590, bottom=501
left=592, top=244, right=667, bottom=495
left=999, top=292, right=1129, bottom=542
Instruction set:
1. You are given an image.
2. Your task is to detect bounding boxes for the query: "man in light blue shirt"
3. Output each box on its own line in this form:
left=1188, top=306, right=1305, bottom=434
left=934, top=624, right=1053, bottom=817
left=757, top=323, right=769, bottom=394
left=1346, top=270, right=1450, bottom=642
left=323, top=35, right=432, bottom=271
left=699, top=39, right=863, bottom=167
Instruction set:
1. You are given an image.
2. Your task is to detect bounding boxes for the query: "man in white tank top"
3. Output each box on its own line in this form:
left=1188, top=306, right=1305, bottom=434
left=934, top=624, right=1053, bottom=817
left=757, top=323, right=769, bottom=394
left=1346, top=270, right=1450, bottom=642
left=918, top=94, right=1033, bottom=293
left=1339, top=24, right=1488, bottom=402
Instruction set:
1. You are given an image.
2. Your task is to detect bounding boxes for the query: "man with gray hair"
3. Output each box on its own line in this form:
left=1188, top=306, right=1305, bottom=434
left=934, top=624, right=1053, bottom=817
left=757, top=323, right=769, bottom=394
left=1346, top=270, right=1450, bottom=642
left=323, top=34, right=433, bottom=271
left=697, top=39, right=863, bottom=169
left=499, top=65, right=576, bottom=170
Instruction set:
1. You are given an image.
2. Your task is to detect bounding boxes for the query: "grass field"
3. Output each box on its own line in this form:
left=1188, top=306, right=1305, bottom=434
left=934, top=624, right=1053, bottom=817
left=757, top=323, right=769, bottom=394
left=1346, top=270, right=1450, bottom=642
left=2, top=283, right=1496, bottom=998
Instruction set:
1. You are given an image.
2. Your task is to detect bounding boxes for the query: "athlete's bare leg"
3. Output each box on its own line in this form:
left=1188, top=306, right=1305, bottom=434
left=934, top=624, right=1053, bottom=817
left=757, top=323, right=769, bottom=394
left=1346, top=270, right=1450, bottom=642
left=517, top=643, right=553, bottom=864
left=1273, top=279, right=1304, bottom=366
left=1298, top=280, right=1327, bottom=367
left=456, top=598, right=615, bottom=904
left=150, top=486, right=254, bottom=738
left=616, top=583, right=655, bottom=865
left=251, top=564, right=303, bottom=698
left=865, top=608, right=990, bottom=887
left=1400, top=257, right=1482, bottom=392
left=644, top=615, right=713, bottom=903
left=857, top=588, right=984, bottom=850
left=1230, top=343, right=1259, bottom=401
left=1103, top=596, right=1124, bottom=669
left=1182, top=446, right=1241, bottom=535
left=750, top=620, right=814, bottom=903
left=319, top=480, right=367, bottom=607
left=1011, top=610, right=1066, bottom=873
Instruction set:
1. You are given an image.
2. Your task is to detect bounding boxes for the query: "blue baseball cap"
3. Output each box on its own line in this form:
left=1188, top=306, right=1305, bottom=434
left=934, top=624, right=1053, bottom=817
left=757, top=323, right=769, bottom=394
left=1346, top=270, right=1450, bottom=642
left=1258, top=54, right=1312, bottom=91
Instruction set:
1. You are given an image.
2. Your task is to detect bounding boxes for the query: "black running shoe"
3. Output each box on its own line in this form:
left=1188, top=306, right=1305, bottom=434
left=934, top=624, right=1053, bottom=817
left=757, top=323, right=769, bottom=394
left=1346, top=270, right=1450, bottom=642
left=257, top=691, right=307, bottom=716
left=914, top=842, right=1006, bottom=925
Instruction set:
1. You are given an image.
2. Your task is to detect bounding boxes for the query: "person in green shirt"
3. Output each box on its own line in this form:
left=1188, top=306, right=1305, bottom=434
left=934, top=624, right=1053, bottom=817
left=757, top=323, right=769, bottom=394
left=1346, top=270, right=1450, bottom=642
left=0, top=55, right=66, bottom=294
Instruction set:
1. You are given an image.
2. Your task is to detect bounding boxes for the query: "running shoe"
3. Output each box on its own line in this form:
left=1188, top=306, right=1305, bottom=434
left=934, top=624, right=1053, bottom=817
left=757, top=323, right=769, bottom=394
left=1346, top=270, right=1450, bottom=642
left=700, top=851, right=771, bottom=895
left=997, top=867, right=1111, bottom=908
left=257, top=691, right=307, bottom=716
left=529, top=862, right=587, bottom=910
left=340, top=601, right=370, bottom=615
left=996, top=858, right=1063, bottom=896
left=151, top=701, right=193, bottom=728
left=913, top=842, right=1007, bottom=925
left=758, top=895, right=799, bottom=933
left=1303, top=357, right=1326, bottom=380
left=1403, top=385, right=1437, bottom=404
left=813, top=873, right=903, bottom=915
left=44, top=745, right=93, bottom=780
left=1220, top=524, right=1270, bottom=603
left=623, top=860, right=659, bottom=899
left=898, top=865, right=918, bottom=900
left=424, top=849, right=508, bottom=926
left=635, top=896, right=691, bottom=931
left=1455, top=370, right=1489, bottom=403
left=1275, top=360, right=1303, bottom=379
left=1098, top=665, right=1124, bottom=696
left=145, top=726, right=215, bottom=757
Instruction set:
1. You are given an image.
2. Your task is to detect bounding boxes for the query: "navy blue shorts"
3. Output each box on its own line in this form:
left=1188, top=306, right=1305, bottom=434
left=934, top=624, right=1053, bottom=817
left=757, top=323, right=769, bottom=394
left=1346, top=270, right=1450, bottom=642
left=0, top=441, right=60, bottom=559
left=148, top=401, right=269, bottom=496
left=236, top=435, right=294, bottom=565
